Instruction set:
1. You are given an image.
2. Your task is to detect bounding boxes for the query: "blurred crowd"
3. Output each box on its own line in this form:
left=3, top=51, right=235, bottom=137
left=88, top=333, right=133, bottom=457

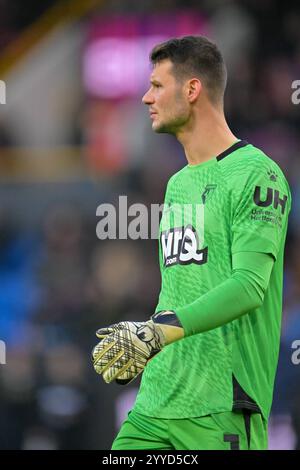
left=0, top=0, right=300, bottom=450
left=0, top=202, right=161, bottom=449
left=0, top=0, right=54, bottom=49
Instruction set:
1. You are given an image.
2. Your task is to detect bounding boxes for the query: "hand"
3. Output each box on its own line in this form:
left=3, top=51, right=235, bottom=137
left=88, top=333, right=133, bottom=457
left=92, top=320, right=163, bottom=385
left=92, top=311, right=183, bottom=385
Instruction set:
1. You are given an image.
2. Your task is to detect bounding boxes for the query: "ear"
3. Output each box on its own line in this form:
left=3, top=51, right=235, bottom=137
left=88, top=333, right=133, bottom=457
left=187, top=78, right=202, bottom=103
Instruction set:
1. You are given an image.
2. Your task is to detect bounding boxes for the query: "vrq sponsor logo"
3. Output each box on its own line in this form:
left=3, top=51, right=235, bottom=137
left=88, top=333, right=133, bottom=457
left=161, top=225, right=208, bottom=267
left=0, top=340, right=6, bottom=365
left=160, top=202, right=207, bottom=267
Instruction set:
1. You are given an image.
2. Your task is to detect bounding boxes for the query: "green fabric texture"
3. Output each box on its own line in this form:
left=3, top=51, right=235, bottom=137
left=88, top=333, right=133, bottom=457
left=176, top=251, right=274, bottom=336
left=133, top=142, right=291, bottom=420
left=112, top=409, right=268, bottom=450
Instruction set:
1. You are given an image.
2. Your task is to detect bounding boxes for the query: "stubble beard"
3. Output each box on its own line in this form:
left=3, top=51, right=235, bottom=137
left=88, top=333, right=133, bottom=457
left=153, top=112, right=189, bottom=135
left=153, top=92, right=189, bottom=135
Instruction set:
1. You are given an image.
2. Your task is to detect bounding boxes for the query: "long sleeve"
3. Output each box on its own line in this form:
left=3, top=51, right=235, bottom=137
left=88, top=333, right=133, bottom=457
left=175, top=251, right=274, bottom=337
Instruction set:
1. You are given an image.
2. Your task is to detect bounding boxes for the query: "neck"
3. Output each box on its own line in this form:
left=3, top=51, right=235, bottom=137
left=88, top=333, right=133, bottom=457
left=176, top=103, right=238, bottom=165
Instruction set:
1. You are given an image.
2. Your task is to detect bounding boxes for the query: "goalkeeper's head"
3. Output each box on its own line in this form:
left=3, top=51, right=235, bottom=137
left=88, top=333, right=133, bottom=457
left=142, top=35, right=227, bottom=135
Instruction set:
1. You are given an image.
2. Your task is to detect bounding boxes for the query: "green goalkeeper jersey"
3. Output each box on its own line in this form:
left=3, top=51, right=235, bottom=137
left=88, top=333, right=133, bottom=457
left=133, top=140, right=291, bottom=420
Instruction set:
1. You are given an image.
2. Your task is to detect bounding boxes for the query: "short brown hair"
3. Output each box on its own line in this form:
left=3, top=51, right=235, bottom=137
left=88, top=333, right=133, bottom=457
left=150, top=35, right=227, bottom=104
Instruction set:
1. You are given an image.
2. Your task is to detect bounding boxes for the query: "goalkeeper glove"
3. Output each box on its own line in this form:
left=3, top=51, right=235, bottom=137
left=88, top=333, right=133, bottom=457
left=92, top=311, right=184, bottom=385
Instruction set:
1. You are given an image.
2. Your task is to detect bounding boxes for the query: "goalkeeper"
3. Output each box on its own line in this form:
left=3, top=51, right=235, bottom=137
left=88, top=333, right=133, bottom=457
left=92, top=36, right=291, bottom=450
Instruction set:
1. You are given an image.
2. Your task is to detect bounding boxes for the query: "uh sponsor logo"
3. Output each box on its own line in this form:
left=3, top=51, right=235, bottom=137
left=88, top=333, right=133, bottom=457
left=160, top=203, right=208, bottom=268
left=253, top=186, right=288, bottom=214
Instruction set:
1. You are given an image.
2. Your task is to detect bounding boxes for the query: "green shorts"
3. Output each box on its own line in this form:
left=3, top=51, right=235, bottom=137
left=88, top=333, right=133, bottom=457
left=111, top=409, right=268, bottom=450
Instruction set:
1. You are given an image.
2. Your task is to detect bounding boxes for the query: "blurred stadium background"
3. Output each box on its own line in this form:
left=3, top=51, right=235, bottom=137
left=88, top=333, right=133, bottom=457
left=0, top=0, right=299, bottom=450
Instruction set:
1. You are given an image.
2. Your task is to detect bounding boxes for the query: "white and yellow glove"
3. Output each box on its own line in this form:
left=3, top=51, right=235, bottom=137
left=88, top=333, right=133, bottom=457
left=92, top=311, right=184, bottom=385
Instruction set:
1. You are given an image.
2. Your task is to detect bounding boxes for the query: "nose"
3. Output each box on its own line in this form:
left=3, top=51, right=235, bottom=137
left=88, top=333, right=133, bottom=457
left=142, top=88, right=154, bottom=105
